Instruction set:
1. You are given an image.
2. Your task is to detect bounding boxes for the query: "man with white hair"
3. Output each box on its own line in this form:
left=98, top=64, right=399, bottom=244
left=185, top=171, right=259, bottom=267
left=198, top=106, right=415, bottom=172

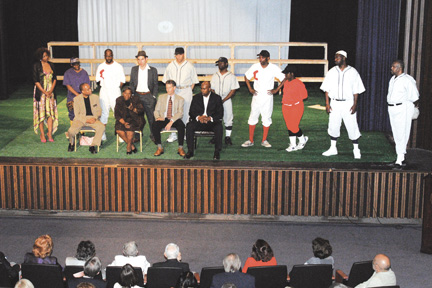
left=152, top=243, right=189, bottom=272
left=210, top=253, right=255, bottom=288
left=108, top=241, right=150, bottom=274
left=68, top=257, right=106, bottom=288
left=355, top=254, right=396, bottom=288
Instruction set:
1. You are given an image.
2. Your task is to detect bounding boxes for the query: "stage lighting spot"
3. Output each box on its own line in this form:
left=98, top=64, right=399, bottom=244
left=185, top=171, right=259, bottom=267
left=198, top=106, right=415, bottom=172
left=158, top=21, right=174, bottom=33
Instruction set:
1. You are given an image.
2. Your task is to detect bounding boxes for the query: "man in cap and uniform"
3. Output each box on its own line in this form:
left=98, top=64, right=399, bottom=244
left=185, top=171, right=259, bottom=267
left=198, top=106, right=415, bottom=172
left=210, top=57, right=240, bottom=145
left=320, top=50, right=365, bottom=159
left=162, top=47, right=199, bottom=143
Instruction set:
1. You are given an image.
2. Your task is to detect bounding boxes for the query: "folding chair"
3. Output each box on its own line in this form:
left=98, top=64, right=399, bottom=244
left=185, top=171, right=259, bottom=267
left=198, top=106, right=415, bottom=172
left=116, top=130, right=142, bottom=152
left=74, top=126, right=100, bottom=152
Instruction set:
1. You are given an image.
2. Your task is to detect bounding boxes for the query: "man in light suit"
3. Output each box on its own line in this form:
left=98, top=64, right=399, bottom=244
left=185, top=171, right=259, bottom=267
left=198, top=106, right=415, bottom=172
left=129, top=50, right=159, bottom=142
left=152, top=80, right=186, bottom=157
left=67, top=83, right=105, bottom=154
left=185, top=81, right=224, bottom=160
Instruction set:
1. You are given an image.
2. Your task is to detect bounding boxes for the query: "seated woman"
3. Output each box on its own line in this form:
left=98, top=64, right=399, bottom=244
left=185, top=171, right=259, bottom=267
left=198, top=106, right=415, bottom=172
left=304, top=237, right=334, bottom=268
left=23, top=234, right=60, bottom=266
left=114, top=264, right=141, bottom=288
left=242, top=239, right=277, bottom=273
left=65, top=240, right=96, bottom=266
left=0, top=251, right=20, bottom=286
left=109, top=241, right=150, bottom=275
left=114, top=87, right=145, bottom=155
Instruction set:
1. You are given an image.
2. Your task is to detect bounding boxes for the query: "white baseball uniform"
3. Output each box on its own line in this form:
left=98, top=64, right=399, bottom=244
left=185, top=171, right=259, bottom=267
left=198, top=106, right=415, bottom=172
left=245, top=63, right=285, bottom=127
left=96, top=61, right=125, bottom=124
left=320, top=65, right=365, bottom=140
left=210, top=71, right=240, bottom=128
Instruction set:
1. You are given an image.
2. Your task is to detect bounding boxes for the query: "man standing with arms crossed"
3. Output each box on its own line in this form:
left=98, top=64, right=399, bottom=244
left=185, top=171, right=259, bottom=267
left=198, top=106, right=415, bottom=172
left=96, top=49, right=125, bottom=141
left=210, top=57, right=240, bottom=145
left=162, top=47, right=199, bottom=143
left=242, top=50, right=285, bottom=148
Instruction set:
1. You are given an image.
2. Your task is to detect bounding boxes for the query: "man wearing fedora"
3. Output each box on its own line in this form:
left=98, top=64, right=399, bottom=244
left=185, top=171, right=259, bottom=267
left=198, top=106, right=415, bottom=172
left=130, top=50, right=159, bottom=143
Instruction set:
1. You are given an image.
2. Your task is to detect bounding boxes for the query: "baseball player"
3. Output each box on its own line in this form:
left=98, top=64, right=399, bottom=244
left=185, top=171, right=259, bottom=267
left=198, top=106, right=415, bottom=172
left=210, top=57, right=240, bottom=145
left=242, top=50, right=285, bottom=148
left=320, top=50, right=365, bottom=159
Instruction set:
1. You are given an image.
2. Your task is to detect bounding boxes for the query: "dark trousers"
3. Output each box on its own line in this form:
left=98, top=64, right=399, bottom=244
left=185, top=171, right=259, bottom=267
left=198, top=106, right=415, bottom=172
left=139, top=94, right=156, bottom=136
left=152, top=118, right=185, bottom=146
left=186, top=121, right=223, bottom=153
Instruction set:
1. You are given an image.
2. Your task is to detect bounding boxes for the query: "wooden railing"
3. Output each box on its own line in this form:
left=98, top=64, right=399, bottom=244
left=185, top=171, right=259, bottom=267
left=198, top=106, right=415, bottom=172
left=47, top=41, right=328, bottom=83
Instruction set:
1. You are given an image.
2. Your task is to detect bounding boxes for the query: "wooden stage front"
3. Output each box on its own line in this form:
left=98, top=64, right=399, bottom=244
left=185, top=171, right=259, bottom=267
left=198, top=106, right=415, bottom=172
left=0, top=156, right=430, bottom=220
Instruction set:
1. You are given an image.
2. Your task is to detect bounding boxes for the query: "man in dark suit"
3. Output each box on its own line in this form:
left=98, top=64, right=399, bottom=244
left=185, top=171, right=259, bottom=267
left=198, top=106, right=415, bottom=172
left=211, top=253, right=255, bottom=288
left=185, top=81, right=224, bottom=160
left=152, top=243, right=189, bottom=272
left=68, top=257, right=106, bottom=288
left=129, top=50, right=158, bottom=142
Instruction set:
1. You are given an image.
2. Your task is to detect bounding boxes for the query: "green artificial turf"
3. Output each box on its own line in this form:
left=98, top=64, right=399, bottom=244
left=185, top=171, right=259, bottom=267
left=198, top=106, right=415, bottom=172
left=0, top=83, right=395, bottom=162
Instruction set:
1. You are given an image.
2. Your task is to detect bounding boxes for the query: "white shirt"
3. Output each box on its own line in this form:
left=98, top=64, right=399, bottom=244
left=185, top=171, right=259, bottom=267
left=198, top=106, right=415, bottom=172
left=355, top=269, right=396, bottom=288
left=320, top=65, right=366, bottom=101
left=162, top=60, right=199, bottom=87
left=245, top=62, right=285, bottom=94
left=210, top=71, right=240, bottom=99
left=203, top=94, right=210, bottom=116
left=96, top=61, right=126, bottom=90
left=65, top=257, right=85, bottom=266
left=387, top=73, right=419, bottom=104
left=136, top=65, right=150, bottom=93
left=108, top=255, right=150, bottom=274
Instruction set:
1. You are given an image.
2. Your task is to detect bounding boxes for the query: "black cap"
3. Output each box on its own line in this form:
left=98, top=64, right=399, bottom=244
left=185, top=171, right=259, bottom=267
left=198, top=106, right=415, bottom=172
left=215, top=57, right=228, bottom=65
left=282, top=65, right=297, bottom=74
left=174, top=47, right=185, bottom=55
left=257, top=50, right=270, bottom=58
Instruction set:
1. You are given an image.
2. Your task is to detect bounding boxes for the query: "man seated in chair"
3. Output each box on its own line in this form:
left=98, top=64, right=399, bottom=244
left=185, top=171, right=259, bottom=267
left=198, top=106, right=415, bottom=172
left=355, top=254, right=396, bottom=288
left=152, top=80, right=186, bottom=157
left=68, top=83, right=105, bottom=154
left=185, top=81, right=224, bottom=160
left=68, top=257, right=106, bottom=288
left=152, top=243, right=189, bottom=272
left=210, top=253, right=255, bottom=288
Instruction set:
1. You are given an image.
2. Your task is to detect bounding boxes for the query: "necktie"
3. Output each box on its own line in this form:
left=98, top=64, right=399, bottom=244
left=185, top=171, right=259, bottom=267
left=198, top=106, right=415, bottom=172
left=167, top=96, right=173, bottom=119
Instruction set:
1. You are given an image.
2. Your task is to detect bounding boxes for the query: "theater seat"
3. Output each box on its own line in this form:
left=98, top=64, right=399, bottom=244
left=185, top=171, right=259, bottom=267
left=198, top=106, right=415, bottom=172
left=288, top=264, right=333, bottom=288
left=146, top=267, right=183, bottom=288
left=21, top=263, right=65, bottom=288
left=198, top=266, right=225, bottom=288
left=106, top=266, right=144, bottom=288
left=246, top=265, right=288, bottom=288
left=335, top=260, right=374, bottom=288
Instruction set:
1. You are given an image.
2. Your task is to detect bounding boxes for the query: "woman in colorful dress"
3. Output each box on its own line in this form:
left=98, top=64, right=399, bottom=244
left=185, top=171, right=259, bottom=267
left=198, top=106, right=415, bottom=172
left=32, top=47, right=58, bottom=142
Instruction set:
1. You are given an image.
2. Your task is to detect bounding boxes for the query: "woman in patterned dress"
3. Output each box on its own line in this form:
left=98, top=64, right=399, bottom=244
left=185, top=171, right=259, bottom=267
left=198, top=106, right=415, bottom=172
left=32, top=47, right=58, bottom=142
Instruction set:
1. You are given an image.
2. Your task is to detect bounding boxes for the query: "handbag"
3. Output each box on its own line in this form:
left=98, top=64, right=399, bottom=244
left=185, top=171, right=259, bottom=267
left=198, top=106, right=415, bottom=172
left=79, top=135, right=94, bottom=146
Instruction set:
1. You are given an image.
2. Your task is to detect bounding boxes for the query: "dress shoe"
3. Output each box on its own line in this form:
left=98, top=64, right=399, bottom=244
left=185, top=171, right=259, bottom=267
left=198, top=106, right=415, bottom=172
left=68, top=143, right=74, bottom=152
left=386, top=161, right=406, bottom=168
left=177, top=147, right=186, bottom=157
left=213, top=151, right=220, bottom=160
left=185, top=151, right=194, bottom=159
left=89, top=146, right=97, bottom=154
left=392, top=164, right=404, bottom=171
left=126, top=151, right=132, bottom=155
left=225, top=137, right=233, bottom=145
left=209, top=137, right=216, bottom=144
left=132, top=145, right=138, bottom=153
left=154, top=147, right=164, bottom=156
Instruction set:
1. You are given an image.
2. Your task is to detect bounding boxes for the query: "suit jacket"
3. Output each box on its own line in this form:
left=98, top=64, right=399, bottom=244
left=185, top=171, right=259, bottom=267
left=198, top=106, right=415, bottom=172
left=152, top=259, right=189, bottom=273
left=130, top=65, right=158, bottom=96
left=210, top=271, right=255, bottom=288
left=68, top=277, right=106, bottom=288
left=73, top=94, right=102, bottom=123
left=154, top=94, right=184, bottom=123
left=189, top=92, right=223, bottom=123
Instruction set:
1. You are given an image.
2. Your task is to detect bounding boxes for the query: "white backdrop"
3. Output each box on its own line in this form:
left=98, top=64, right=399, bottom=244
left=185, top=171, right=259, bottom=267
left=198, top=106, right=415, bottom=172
left=78, top=0, right=291, bottom=75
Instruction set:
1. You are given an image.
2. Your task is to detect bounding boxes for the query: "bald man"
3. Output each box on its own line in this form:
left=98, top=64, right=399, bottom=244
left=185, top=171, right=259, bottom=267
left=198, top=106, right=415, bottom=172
left=355, top=254, right=396, bottom=288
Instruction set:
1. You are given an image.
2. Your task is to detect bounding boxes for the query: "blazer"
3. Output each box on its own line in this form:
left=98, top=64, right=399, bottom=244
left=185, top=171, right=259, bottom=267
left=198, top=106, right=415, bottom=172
left=153, top=94, right=184, bottom=123
left=152, top=259, right=189, bottom=273
left=130, top=65, right=158, bottom=97
left=73, top=94, right=102, bottom=123
left=189, top=92, right=224, bottom=123
left=32, top=61, right=57, bottom=101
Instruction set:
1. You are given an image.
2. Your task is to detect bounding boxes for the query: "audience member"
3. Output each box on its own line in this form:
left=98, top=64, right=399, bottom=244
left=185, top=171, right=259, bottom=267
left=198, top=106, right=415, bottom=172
left=14, top=279, right=34, bottom=288
left=77, top=283, right=96, bottom=288
left=221, top=284, right=237, bottom=288
left=304, top=237, right=334, bottom=268
left=23, top=234, right=59, bottom=265
left=1, top=251, right=20, bottom=285
left=210, top=253, right=255, bottom=288
left=354, top=254, right=396, bottom=288
left=68, top=257, right=106, bottom=288
left=242, top=239, right=277, bottom=273
left=109, top=241, right=150, bottom=274
left=175, top=271, right=198, bottom=288
left=66, top=240, right=96, bottom=266
left=114, top=264, right=141, bottom=288
left=153, top=243, right=189, bottom=272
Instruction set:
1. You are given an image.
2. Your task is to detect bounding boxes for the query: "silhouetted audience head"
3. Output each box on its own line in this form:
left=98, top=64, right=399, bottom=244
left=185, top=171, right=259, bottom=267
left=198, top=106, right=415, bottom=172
left=251, top=239, right=274, bottom=262
left=372, top=254, right=391, bottom=272
left=123, top=241, right=139, bottom=257
left=312, top=237, right=332, bottom=259
left=76, top=283, right=96, bottom=288
left=14, top=279, right=34, bottom=288
left=75, top=240, right=96, bottom=261
left=118, top=264, right=139, bottom=288
left=223, top=253, right=241, bottom=273
left=175, top=271, right=198, bottom=288
left=32, top=234, right=53, bottom=258
left=164, top=243, right=181, bottom=260
left=221, top=284, right=237, bottom=288
left=84, top=257, right=102, bottom=278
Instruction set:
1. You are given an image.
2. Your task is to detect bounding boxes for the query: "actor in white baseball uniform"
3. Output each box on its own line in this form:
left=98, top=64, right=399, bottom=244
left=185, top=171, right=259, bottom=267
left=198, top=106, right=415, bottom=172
left=242, top=50, right=285, bottom=148
left=210, top=57, right=240, bottom=145
left=387, top=60, right=419, bottom=169
left=320, top=50, right=365, bottom=159
left=96, top=49, right=125, bottom=140
left=162, top=47, right=199, bottom=143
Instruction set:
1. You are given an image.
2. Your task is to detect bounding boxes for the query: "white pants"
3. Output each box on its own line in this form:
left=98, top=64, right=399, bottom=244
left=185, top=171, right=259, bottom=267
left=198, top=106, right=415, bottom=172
left=175, top=87, right=193, bottom=125
left=247, top=93, right=273, bottom=127
left=388, top=102, right=414, bottom=156
left=328, top=100, right=361, bottom=140
left=99, top=87, right=119, bottom=124
left=223, top=98, right=233, bottom=127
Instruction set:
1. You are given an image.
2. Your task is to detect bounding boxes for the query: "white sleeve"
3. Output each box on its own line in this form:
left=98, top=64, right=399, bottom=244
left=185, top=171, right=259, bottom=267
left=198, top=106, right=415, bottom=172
left=190, top=65, right=199, bottom=84
left=407, top=77, right=420, bottom=102
left=245, top=64, right=256, bottom=80
left=354, top=71, right=366, bottom=94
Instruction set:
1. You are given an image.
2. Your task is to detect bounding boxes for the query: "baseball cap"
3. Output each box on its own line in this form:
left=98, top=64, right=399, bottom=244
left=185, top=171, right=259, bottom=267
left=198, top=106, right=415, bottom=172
left=70, top=57, right=80, bottom=64
left=257, top=50, right=270, bottom=58
left=335, top=50, right=347, bottom=58
left=136, top=51, right=148, bottom=58
left=215, top=57, right=228, bottom=65
left=175, top=47, right=185, bottom=55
